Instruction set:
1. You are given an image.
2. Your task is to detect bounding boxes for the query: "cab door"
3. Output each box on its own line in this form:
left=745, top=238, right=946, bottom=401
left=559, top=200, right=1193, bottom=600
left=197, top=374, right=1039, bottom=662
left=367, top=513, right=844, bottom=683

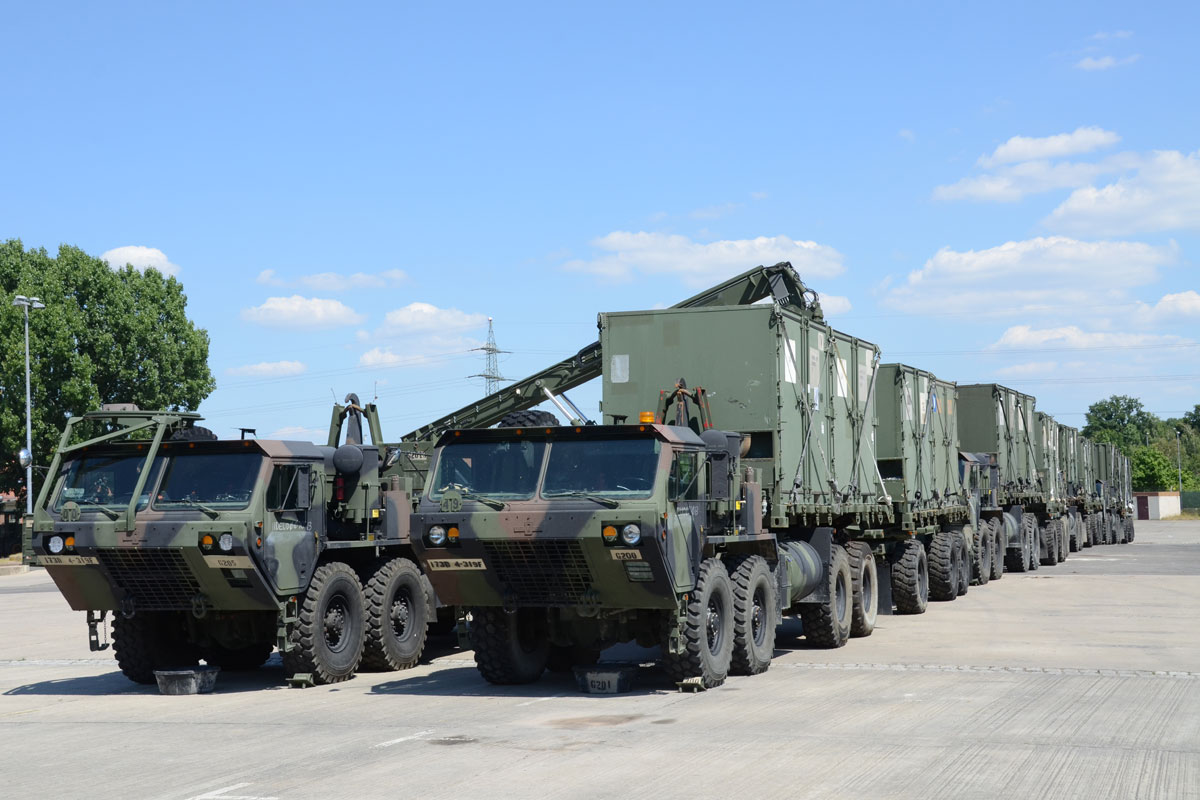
left=262, top=462, right=321, bottom=594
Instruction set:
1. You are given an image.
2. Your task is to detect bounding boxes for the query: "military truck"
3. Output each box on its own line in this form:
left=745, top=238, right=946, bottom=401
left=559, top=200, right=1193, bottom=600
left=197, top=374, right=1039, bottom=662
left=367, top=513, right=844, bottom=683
left=412, top=262, right=985, bottom=689
left=26, top=397, right=433, bottom=685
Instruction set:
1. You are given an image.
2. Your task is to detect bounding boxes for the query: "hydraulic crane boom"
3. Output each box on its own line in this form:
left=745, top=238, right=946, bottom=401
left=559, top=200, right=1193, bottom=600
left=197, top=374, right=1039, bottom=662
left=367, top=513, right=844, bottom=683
left=400, top=261, right=820, bottom=442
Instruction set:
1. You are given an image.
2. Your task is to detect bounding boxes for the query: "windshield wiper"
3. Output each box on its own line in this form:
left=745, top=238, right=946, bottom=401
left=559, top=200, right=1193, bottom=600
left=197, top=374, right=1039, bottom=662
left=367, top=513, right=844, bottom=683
left=460, top=492, right=506, bottom=510
left=543, top=491, right=620, bottom=509
left=75, top=500, right=120, bottom=520
left=168, top=499, right=221, bottom=519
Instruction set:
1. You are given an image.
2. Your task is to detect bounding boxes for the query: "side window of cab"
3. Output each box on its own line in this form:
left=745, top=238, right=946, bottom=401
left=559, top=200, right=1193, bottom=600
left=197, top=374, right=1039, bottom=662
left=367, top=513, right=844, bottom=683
left=267, top=464, right=311, bottom=511
left=669, top=451, right=701, bottom=501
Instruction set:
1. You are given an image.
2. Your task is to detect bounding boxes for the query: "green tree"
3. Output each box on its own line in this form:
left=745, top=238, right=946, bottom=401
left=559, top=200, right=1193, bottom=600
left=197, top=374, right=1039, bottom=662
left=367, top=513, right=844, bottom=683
left=1183, top=405, right=1200, bottom=430
left=1083, top=395, right=1159, bottom=451
left=1, top=240, right=214, bottom=501
left=1130, top=446, right=1178, bottom=491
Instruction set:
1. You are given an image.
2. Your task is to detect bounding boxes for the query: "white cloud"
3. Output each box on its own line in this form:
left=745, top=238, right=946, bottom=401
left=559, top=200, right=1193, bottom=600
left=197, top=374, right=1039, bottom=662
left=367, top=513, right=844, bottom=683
left=994, top=361, right=1059, bottom=377
left=299, top=270, right=408, bottom=291
left=992, top=325, right=1186, bottom=350
left=378, top=302, right=486, bottom=335
left=979, top=126, right=1120, bottom=167
left=101, top=246, right=180, bottom=277
left=265, top=425, right=328, bottom=441
left=564, top=231, right=845, bottom=285
left=819, top=294, right=852, bottom=315
left=241, top=296, right=365, bottom=329
left=898, top=129, right=916, bottom=143
left=885, top=236, right=1176, bottom=314
left=1076, top=54, right=1140, bottom=71
left=1134, top=290, right=1200, bottom=322
left=1090, top=30, right=1133, bottom=41
left=1044, top=150, right=1200, bottom=235
left=934, top=156, right=1136, bottom=202
left=226, top=360, right=307, bottom=377
left=253, top=269, right=407, bottom=291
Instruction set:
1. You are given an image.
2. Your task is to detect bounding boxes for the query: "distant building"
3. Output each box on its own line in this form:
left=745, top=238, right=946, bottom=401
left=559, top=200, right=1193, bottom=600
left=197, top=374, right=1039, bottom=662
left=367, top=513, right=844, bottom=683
left=1134, top=491, right=1181, bottom=520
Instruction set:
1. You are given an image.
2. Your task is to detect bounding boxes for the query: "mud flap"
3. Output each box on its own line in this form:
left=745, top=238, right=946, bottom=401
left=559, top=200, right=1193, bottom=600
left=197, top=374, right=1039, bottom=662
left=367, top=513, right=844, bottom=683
left=875, top=559, right=894, bottom=615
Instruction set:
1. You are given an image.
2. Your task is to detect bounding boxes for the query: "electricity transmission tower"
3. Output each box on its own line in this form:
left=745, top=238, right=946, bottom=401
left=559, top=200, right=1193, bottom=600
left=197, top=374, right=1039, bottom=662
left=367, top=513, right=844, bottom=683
left=470, top=317, right=510, bottom=395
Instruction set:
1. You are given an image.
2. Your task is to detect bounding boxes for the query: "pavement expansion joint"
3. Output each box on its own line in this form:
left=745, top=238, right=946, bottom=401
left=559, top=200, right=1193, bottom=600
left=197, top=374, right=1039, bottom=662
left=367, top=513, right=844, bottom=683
left=783, top=661, right=1200, bottom=679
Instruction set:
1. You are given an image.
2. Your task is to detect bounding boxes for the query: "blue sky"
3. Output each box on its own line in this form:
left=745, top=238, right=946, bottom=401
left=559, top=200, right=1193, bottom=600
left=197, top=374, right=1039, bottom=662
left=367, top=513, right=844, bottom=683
left=3, top=2, right=1197, bottom=441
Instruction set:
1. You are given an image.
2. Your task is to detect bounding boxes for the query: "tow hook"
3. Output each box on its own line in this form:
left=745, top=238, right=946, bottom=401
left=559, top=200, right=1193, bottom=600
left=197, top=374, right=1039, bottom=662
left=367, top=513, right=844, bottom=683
left=191, top=593, right=209, bottom=619
left=87, top=610, right=109, bottom=652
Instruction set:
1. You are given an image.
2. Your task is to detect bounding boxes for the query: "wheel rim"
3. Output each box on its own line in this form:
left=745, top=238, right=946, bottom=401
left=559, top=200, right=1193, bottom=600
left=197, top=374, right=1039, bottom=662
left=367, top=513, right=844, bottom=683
left=751, top=585, right=767, bottom=646
left=390, top=587, right=413, bottom=642
left=324, top=594, right=351, bottom=653
left=706, top=596, right=724, bottom=654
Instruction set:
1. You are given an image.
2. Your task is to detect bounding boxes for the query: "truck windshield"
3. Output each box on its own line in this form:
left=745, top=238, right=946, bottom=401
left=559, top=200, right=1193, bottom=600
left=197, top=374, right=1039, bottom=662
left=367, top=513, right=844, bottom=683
left=543, top=438, right=660, bottom=498
left=54, top=454, right=165, bottom=513
left=154, top=453, right=262, bottom=509
left=428, top=440, right=547, bottom=500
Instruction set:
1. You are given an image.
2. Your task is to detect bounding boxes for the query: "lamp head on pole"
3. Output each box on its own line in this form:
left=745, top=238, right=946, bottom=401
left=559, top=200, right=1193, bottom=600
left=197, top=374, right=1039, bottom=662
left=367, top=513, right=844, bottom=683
left=12, top=295, right=44, bottom=309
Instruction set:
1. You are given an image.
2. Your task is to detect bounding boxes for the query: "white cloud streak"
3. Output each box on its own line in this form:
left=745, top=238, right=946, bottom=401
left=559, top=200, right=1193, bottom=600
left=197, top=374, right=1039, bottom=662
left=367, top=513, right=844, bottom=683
left=885, top=236, right=1177, bottom=315
left=101, top=246, right=181, bottom=277
left=378, top=302, right=487, bottom=335
left=979, top=126, right=1120, bottom=168
left=564, top=231, right=845, bottom=285
left=253, top=269, right=408, bottom=292
left=1043, top=150, right=1200, bottom=235
left=226, top=360, right=308, bottom=377
left=1075, top=54, right=1140, bottom=71
left=241, top=296, right=366, bottom=329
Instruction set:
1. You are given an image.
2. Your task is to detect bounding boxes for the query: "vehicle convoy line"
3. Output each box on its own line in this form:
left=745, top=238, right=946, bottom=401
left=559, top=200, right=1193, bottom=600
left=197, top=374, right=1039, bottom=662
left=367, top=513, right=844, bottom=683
left=21, top=261, right=1139, bottom=693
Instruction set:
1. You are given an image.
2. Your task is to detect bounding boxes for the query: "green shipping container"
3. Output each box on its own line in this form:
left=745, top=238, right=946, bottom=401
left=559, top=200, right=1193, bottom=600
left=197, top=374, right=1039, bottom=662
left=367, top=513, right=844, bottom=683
left=956, top=384, right=1038, bottom=495
left=875, top=364, right=963, bottom=512
left=599, top=303, right=887, bottom=527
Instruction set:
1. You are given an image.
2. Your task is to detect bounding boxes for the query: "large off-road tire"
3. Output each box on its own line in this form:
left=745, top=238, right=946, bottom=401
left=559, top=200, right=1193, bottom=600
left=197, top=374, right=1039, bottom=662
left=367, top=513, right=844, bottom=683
left=1056, top=519, right=1069, bottom=562
left=470, top=607, right=550, bottom=685
left=928, top=531, right=958, bottom=601
left=1039, top=522, right=1059, bottom=566
left=799, top=544, right=852, bottom=649
left=1005, top=521, right=1028, bottom=573
left=361, top=558, right=429, bottom=672
left=987, top=518, right=1005, bottom=581
left=170, top=425, right=218, bottom=442
left=891, top=539, right=929, bottom=615
left=1125, top=518, right=1135, bottom=543
left=205, top=641, right=274, bottom=671
left=971, top=522, right=991, bottom=586
left=112, top=612, right=198, bottom=685
left=848, top=542, right=878, bottom=638
left=1027, top=516, right=1041, bottom=571
left=727, top=555, right=777, bottom=674
left=495, top=410, right=559, bottom=428
left=662, top=557, right=735, bottom=688
left=283, top=561, right=366, bottom=685
left=1082, top=514, right=1094, bottom=547
left=1067, top=515, right=1080, bottom=553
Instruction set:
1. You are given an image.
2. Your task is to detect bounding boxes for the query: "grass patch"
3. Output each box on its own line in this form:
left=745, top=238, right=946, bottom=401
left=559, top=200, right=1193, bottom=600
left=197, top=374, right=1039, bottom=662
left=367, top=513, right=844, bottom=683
left=1161, top=509, right=1200, bottom=520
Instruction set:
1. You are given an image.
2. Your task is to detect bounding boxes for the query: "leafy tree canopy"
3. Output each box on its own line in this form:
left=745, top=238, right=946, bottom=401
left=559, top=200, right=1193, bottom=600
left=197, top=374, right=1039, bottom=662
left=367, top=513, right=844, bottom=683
left=1130, top=446, right=1177, bottom=492
left=1, top=240, right=214, bottom=501
left=1082, top=395, right=1158, bottom=451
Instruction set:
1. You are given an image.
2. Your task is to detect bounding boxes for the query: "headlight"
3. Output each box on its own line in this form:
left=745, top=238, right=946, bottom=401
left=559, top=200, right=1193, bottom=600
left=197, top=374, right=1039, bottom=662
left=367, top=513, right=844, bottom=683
left=48, top=535, right=64, bottom=554
left=620, top=524, right=641, bottom=546
left=218, top=533, right=235, bottom=552
left=428, top=525, right=447, bottom=546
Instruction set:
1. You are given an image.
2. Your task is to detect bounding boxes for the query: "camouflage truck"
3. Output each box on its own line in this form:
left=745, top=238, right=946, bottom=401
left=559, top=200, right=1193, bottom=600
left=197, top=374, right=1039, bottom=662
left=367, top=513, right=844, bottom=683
left=1058, top=423, right=1093, bottom=552
left=1094, top=441, right=1134, bottom=545
left=26, top=397, right=434, bottom=686
left=956, top=384, right=1067, bottom=574
left=412, top=263, right=982, bottom=689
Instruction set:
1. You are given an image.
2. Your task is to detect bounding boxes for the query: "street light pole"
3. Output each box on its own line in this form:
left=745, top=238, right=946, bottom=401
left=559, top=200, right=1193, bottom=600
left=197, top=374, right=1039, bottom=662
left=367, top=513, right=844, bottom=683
left=1178, top=428, right=1184, bottom=497
left=12, top=295, right=45, bottom=516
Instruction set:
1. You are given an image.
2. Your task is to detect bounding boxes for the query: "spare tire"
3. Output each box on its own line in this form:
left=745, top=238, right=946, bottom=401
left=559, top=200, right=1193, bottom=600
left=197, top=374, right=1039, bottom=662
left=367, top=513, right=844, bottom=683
left=496, top=410, right=559, bottom=428
left=170, top=425, right=218, bottom=441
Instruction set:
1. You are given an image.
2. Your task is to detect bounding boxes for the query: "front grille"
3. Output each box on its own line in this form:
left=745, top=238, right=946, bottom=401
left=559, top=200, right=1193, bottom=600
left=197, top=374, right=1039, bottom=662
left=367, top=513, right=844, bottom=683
left=96, top=548, right=201, bottom=611
left=482, top=540, right=593, bottom=605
